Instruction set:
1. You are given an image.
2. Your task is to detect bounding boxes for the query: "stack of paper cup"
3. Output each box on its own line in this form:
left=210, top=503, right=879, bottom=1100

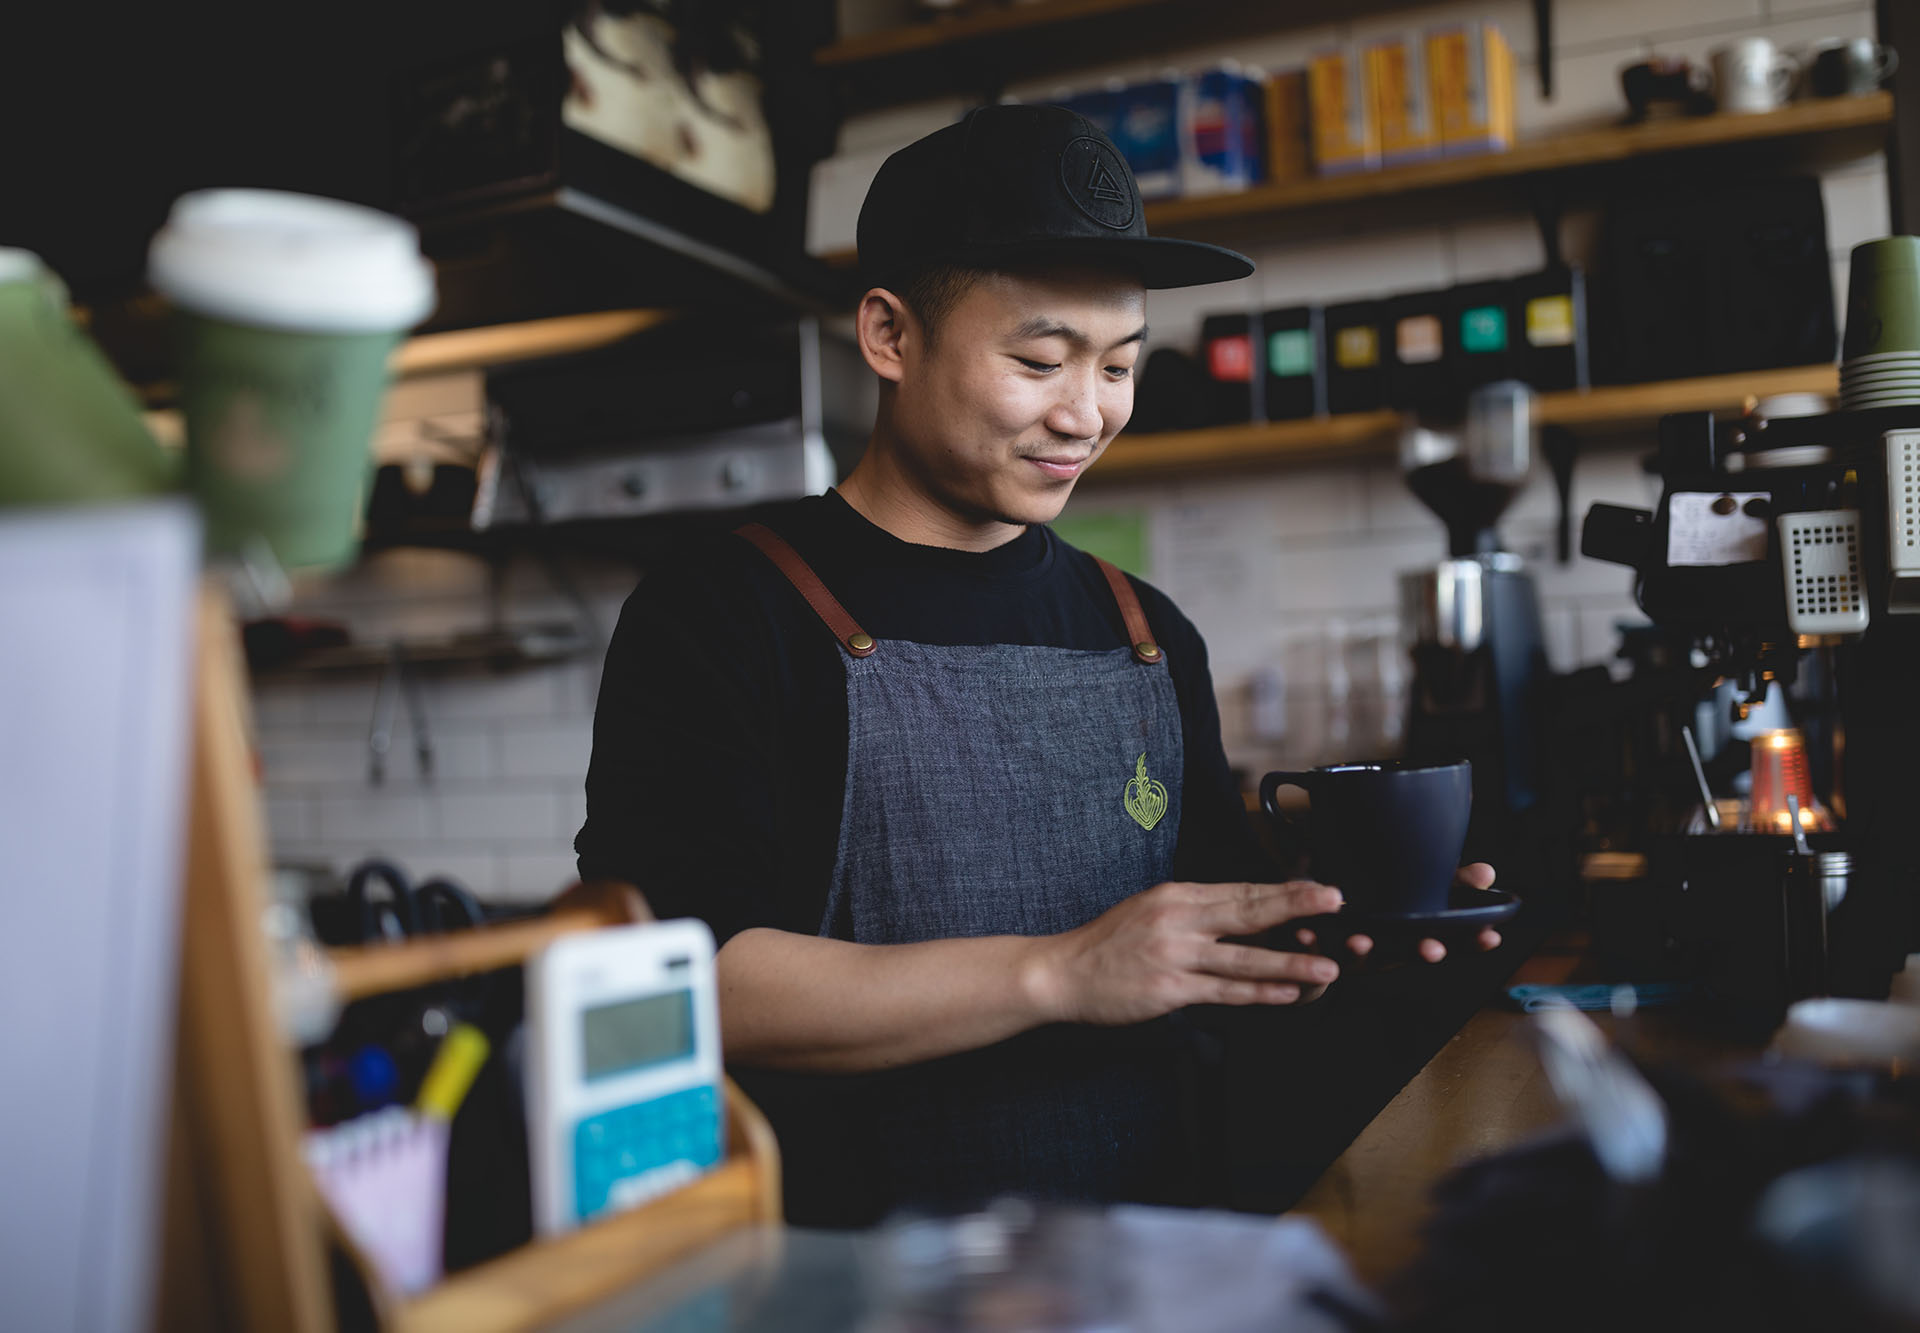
left=149, top=189, right=435, bottom=570
left=1840, top=236, right=1920, bottom=411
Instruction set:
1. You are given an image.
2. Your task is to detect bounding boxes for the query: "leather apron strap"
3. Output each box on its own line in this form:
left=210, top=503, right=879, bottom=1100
left=1091, top=556, right=1165, bottom=665
left=734, top=522, right=877, bottom=658
left=734, top=522, right=1164, bottom=666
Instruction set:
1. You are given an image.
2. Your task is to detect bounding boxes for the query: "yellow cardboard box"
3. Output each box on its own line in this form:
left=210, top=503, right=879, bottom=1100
left=1367, top=36, right=1439, bottom=167
left=1308, top=47, right=1379, bottom=176
left=1426, top=22, right=1514, bottom=156
left=1262, top=68, right=1312, bottom=185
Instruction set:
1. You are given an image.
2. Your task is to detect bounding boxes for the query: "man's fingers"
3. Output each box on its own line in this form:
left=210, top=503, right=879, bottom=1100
left=1479, top=928, right=1502, bottom=951
left=1456, top=862, right=1497, bottom=889
left=1418, top=938, right=1447, bottom=962
left=1201, top=978, right=1304, bottom=1006
left=1345, top=934, right=1374, bottom=957
left=1196, top=880, right=1342, bottom=936
left=1198, top=942, right=1340, bottom=987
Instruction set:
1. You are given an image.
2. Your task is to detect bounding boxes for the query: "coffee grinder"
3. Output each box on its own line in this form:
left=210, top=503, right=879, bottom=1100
left=1398, top=381, right=1551, bottom=861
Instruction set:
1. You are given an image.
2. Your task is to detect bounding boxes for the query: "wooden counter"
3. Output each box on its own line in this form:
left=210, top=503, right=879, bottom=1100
left=1288, top=1007, right=1564, bottom=1285
left=1288, top=993, right=1773, bottom=1286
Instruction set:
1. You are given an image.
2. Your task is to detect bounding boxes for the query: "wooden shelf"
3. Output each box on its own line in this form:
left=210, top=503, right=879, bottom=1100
left=816, top=0, right=1166, bottom=66
left=819, top=94, right=1891, bottom=266
left=1533, top=364, right=1837, bottom=428
left=1096, top=410, right=1403, bottom=477
left=812, top=0, right=1430, bottom=108
left=392, top=310, right=672, bottom=380
left=127, top=308, right=676, bottom=406
left=1146, top=93, right=1892, bottom=231
left=1086, top=364, right=1840, bottom=481
left=325, top=885, right=646, bottom=1004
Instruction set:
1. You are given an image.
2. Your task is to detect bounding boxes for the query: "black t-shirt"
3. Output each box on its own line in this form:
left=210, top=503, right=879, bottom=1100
left=575, top=487, right=1277, bottom=932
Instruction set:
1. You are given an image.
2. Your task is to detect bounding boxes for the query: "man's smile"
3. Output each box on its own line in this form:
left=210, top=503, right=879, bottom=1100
left=1026, top=454, right=1092, bottom=479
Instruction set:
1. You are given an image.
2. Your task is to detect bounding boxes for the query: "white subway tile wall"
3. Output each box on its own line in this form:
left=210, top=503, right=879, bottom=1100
left=256, top=582, right=624, bottom=901
left=253, top=0, right=1889, bottom=896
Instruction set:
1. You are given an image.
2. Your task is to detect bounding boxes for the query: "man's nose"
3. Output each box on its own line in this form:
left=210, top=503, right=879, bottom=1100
left=1043, top=372, right=1103, bottom=441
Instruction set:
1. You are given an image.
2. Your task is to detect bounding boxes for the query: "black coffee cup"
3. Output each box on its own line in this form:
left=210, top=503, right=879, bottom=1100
left=1619, top=58, right=1712, bottom=121
left=1260, top=759, right=1472, bottom=916
left=1808, top=39, right=1896, bottom=98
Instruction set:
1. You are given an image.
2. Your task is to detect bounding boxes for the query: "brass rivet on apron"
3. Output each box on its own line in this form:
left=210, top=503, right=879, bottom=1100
left=1135, top=641, right=1161, bottom=662
left=848, top=632, right=875, bottom=654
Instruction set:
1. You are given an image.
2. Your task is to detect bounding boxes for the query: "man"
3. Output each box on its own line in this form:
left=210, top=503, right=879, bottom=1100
left=576, top=104, right=1498, bottom=1226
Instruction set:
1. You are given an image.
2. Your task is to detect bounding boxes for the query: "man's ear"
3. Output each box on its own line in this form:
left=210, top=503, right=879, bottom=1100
left=855, top=287, right=914, bottom=385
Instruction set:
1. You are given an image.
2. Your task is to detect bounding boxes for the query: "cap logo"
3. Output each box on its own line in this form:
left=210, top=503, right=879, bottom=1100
left=1085, top=160, right=1127, bottom=204
left=1059, top=136, right=1136, bottom=231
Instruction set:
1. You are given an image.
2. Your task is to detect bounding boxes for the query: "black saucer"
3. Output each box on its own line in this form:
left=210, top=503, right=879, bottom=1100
left=1247, top=885, right=1521, bottom=957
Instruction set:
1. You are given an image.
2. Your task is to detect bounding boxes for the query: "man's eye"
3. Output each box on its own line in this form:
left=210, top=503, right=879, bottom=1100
left=1106, top=365, right=1133, bottom=379
left=1016, top=357, right=1060, bottom=372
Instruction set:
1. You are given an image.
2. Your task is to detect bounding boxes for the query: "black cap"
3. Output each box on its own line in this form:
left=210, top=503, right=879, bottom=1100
left=856, top=103, right=1254, bottom=292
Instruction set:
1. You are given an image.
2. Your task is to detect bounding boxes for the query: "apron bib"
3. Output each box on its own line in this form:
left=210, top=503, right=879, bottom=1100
left=732, top=522, right=1191, bottom=1220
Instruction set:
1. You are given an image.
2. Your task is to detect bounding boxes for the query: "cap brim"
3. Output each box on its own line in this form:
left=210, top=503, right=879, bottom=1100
left=876, top=235, right=1254, bottom=291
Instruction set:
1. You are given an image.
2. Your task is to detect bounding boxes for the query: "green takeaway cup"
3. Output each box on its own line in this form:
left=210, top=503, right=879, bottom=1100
left=148, top=189, right=435, bottom=570
left=1842, top=235, right=1920, bottom=361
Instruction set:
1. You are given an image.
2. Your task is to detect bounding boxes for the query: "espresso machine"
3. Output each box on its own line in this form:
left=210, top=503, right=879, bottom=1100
left=1577, top=407, right=1920, bottom=1024
left=1399, top=381, right=1551, bottom=866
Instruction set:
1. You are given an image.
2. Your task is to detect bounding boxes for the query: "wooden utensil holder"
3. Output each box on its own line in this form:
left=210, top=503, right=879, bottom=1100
left=165, top=589, right=780, bottom=1333
left=328, top=886, right=782, bottom=1333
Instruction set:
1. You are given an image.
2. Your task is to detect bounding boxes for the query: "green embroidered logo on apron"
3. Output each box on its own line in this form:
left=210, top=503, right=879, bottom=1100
left=1123, top=751, right=1169, bottom=831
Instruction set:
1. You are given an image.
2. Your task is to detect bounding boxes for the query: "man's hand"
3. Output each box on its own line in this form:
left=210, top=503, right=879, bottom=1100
left=1292, top=862, right=1505, bottom=964
left=1031, top=880, right=1346, bottom=1026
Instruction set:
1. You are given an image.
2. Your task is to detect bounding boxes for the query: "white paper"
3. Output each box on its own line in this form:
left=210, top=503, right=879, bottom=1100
left=0, top=500, right=199, bottom=1333
left=1109, top=1206, right=1382, bottom=1332
left=1667, top=491, right=1770, bottom=566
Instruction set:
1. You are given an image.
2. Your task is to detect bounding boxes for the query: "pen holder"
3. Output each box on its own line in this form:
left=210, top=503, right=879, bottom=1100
left=316, top=884, right=783, bottom=1332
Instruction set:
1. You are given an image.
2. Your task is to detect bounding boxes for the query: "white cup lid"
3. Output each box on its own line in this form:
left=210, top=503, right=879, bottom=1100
left=148, top=189, right=435, bottom=333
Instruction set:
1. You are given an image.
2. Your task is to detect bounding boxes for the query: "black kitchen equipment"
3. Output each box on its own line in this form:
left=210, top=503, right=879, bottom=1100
left=1399, top=385, right=1550, bottom=858
left=1128, top=347, right=1209, bottom=433
left=309, top=858, right=492, bottom=947
left=1386, top=289, right=1453, bottom=410
left=364, top=462, right=482, bottom=551
left=1591, top=193, right=1717, bottom=383
left=1509, top=265, right=1590, bottom=393
left=1449, top=279, right=1515, bottom=393
left=477, top=315, right=869, bottom=528
left=1716, top=179, right=1837, bottom=373
left=391, top=9, right=844, bottom=328
left=1573, top=399, right=1920, bottom=1025
left=1199, top=310, right=1263, bottom=425
left=1260, top=304, right=1327, bottom=421
left=1323, top=299, right=1389, bottom=415
left=1630, top=828, right=1849, bottom=1024
left=1591, top=180, right=1835, bottom=385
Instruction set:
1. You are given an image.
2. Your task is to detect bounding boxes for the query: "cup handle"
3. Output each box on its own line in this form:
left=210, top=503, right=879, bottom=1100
left=1877, top=46, right=1900, bottom=83
left=1770, top=55, right=1799, bottom=99
left=1260, top=771, right=1312, bottom=826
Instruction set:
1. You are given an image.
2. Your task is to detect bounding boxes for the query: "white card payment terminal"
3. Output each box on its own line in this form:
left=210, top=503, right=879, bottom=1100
left=524, top=918, right=724, bottom=1234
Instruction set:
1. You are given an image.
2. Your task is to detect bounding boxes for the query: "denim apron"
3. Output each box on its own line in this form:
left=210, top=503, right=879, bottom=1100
left=732, top=522, right=1190, bottom=1220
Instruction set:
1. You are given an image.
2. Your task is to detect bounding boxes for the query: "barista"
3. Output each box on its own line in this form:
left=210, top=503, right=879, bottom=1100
left=576, top=105, right=1500, bottom=1225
